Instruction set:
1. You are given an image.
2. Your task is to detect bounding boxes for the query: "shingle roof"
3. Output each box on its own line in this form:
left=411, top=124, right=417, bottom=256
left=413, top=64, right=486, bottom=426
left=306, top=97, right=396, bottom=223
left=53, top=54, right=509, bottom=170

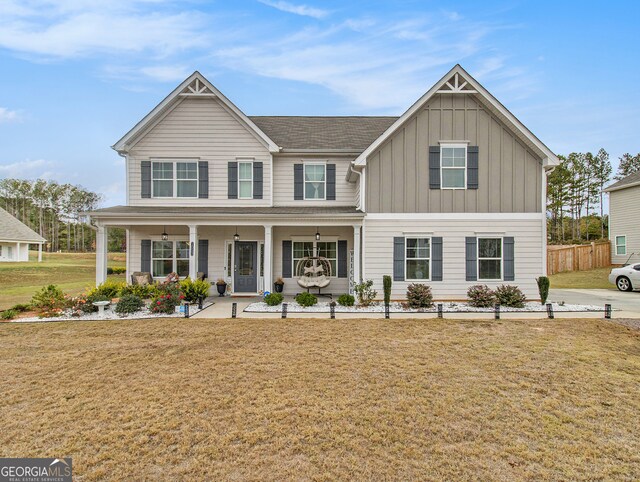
left=89, top=205, right=364, bottom=218
left=0, top=207, right=46, bottom=243
left=249, top=116, right=398, bottom=151
left=605, top=170, right=640, bottom=192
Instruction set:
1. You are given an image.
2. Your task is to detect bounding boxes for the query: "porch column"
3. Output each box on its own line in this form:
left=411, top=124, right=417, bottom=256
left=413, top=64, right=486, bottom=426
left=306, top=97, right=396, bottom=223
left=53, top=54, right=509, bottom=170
left=16, top=242, right=20, bottom=261
left=96, top=224, right=108, bottom=286
left=188, top=224, right=198, bottom=280
left=353, top=225, right=361, bottom=283
left=38, top=243, right=42, bottom=262
left=264, top=224, right=273, bottom=292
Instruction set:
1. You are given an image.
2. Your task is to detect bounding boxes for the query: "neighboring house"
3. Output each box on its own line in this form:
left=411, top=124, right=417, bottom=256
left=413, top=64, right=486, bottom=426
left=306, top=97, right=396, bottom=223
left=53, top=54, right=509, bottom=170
left=0, top=207, right=46, bottom=262
left=605, top=171, right=640, bottom=265
left=88, top=65, right=559, bottom=299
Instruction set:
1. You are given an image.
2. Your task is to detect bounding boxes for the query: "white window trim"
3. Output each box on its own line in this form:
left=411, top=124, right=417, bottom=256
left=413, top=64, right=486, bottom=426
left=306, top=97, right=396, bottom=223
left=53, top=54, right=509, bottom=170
left=151, top=239, right=190, bottom=279
left=151, top=159, right=199, bottom=199
left=237, top=160, right=254, bottom=200
left=477, top=236, right=503, bottom=281
left=405, top=236, right=431, bottom=282
left=292, top=239, right=338, bottom=278
left=440, top=143, right=467, bottom=190
left=303, top=162, right=327, bottom=201
left=615, top=235, right=627, bottom=256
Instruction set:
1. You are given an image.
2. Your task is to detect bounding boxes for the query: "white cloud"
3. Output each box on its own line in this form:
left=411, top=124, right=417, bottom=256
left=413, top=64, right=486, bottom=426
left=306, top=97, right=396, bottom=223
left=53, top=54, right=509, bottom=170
left=258, top=0, right=329, bottom=19
left=0, top=107, right=21, bottom=123
left=0, top=159, right=55, bottom=179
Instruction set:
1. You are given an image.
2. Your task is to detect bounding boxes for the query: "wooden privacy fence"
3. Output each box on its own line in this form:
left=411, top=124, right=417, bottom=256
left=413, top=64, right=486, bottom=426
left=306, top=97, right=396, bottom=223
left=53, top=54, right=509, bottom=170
left=547, top=242, right=611, bottom=275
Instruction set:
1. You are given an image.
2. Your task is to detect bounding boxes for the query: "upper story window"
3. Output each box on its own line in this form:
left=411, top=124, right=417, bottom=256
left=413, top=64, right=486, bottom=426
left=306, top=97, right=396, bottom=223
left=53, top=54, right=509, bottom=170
left=478, top=237, right=502, bottom=280
left=238, top=161, right=253, bottom=199
left=152, top=161, right=198, bottom=198
left=406, top=237, right=430, bottom=280
left=304, top=164, right=326, bottom=200
left=615, top=235, right=626, bottom=256
left=441, top=145, right=466, bottom=189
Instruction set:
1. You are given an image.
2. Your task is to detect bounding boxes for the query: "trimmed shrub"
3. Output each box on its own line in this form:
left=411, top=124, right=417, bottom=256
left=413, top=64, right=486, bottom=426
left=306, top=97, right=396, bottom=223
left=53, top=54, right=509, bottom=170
left=354, top=280, right=377, bottom=307
left=107, top=267, right=126, bottom=275
left=87, top=279, right=125, bottom=300
left=150, top=293, right=183, bottom=314
left=31, top=285, right=68, bottom=312
left=2, top=309, right=17, bottom=320
left=383, top=275, right=392, bottom=305
left=180, top=278, right=210, bottom=302
left=115, top=294, right=144, bottom=315
left=495, top=285, right=526, bottom=308
left=337, top=293, right=355, bottom=307
left=264, top=292, right=284, bottom=306
left=406, top=283, right=434, bottom=309
left=536, top=276, right=550, bottom=304
left=467, top=285, right=496, bottom=308
left=295, top=292, right=318, bottom=307
left=120, top=283, right=156, bottom=299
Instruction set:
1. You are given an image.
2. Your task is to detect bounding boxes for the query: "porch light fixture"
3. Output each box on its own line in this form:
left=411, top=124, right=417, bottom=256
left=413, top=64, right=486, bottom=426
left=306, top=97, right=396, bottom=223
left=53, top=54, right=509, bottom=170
left=234, top=227, right=240, bottom=242
left=315, top=227, right=321, bottom=241
left=161, top=226, right=169, bottom=241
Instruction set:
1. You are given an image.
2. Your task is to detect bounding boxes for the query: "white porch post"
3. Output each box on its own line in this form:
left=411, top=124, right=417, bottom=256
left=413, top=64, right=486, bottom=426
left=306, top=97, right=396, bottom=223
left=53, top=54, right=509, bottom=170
left=16, top=242, right=21, bottom=261
left=353, top=225, right=361, bottom=283
left=96, top=224, right=108, bottom=286
left=264, top=224, right=273, bottom=292
left=189, top=224, right=198, bottom=279
left=38, top=243, right=42, bottom=262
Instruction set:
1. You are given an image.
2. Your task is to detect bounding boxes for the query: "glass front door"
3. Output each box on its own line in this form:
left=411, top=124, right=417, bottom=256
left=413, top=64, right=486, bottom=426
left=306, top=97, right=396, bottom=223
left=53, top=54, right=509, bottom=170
left=234, top=241, right=257, bottom=292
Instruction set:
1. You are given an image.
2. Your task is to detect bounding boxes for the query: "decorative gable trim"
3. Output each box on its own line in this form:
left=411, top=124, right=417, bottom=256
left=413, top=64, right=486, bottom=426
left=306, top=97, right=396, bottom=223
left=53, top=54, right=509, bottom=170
left=112, top=72, right=280, bottom=153
left=353, top=64, right=559, bottom=169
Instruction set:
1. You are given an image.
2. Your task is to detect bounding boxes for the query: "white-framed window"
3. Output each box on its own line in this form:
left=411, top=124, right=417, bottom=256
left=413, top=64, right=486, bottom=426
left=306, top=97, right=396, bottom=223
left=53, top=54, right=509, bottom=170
left=615, top=235, right=627, bottom=256
left=304, top=163, right=326, bottom=200
left=152, top=160, right=198, bottom=198
left=152, top=240, right=190, bottom=278
left=478, top=237, right=502, bottom=280
left=405, top=237, right=430, bottom=280
left=292, top=240, right=337, bottom=277
left=441, top=144, right=466, bottom=189
left=238, top=161, right=253, bottom=199
left=7, top=246, right=13, bottom=259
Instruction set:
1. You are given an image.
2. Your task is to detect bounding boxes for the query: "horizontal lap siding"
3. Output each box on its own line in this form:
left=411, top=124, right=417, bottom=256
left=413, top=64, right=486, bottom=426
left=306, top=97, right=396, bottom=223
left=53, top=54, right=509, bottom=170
left=363, top=217, right=543, bottom=300
left=273, top=156, right=356, bottom=206
left=128, top=98, right=271, bottom=206
left=610, top=187, right=640, bottom=264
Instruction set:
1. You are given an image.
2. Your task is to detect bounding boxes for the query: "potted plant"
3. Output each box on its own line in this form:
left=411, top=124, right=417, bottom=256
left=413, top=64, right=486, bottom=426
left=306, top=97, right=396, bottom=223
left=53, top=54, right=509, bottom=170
left=216, top=278, right=227, bottom=297
left=274, top=277, right=285, bottom=293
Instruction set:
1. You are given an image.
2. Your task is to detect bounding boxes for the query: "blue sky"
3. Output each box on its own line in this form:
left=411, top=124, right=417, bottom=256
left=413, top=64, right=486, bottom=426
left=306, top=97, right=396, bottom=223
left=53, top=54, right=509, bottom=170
left=0, top=0, right=638, bottom=206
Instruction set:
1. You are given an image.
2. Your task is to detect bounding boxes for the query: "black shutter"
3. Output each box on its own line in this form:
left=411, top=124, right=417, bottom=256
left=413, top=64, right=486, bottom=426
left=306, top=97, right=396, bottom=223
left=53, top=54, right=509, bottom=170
left=326, top=164, right=336, bottom=200
left=253, top=162, right=263, bottom=199
left=337, top=240, right=347, bottom=278
left=198, top=161, right=209, bottom=199
left=282, top=240, right=292, bottom=278
left=141, top=239, right=151, bottom=273
left=228, top=161, right=238, bottom=199
left=294, top=164, right=304, bottom=200
left=141, top=161, right=151, bottom=198
left=465, top=237, right=477, bottom=281
left=198, top=239, right=209, bottom=278
left=467, top=146, right=479, bottom=189
left=393, top=237, right=405, bottom=281
left=429, top=146, right=440, bottom=189
left=431, top=237, right=443, bottom=281
left=503, top=237, right=515, bottom=281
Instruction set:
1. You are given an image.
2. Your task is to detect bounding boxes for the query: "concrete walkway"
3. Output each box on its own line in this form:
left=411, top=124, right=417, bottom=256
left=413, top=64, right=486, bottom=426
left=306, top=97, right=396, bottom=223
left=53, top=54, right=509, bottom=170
left=549, top=288, right=640, bottom=317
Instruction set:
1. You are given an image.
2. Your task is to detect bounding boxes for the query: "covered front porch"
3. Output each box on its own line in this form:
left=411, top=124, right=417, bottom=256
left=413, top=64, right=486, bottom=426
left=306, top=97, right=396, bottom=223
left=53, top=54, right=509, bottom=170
left=90, top=206, right=364, bottom=297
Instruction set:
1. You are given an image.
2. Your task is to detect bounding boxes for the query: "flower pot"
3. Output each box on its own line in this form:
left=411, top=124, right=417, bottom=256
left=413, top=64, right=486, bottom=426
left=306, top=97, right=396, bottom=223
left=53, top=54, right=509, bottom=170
left=216, top=283, right=227, bottom=296
left=274, top=283, right=284, bottom=293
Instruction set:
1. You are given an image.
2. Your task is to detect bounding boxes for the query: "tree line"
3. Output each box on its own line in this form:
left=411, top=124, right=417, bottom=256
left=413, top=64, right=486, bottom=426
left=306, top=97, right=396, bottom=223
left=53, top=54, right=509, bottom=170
left=547, top=151, right=640, bottom=244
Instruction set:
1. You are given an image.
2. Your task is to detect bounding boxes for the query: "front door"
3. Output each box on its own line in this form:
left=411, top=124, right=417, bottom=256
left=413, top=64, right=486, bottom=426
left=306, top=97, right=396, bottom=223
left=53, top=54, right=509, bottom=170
left=234, top=241, right=258, bottom=293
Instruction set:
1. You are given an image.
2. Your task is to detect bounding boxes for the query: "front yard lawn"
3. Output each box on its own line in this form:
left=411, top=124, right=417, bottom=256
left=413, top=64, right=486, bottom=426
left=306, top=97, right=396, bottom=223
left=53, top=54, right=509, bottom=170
left=549, top=266, right=613, bottom=289
left=1, top=318, right=638, bottom=480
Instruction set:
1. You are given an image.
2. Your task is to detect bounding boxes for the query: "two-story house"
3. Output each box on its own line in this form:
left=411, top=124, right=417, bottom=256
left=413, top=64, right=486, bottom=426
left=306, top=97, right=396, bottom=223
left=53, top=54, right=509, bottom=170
left=89, top=65, right=559, bottom=300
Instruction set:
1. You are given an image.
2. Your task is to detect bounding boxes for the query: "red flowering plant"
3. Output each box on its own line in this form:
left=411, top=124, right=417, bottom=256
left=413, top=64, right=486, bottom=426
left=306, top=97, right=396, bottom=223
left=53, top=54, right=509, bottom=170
left=149, top=273, right=185, bottom=314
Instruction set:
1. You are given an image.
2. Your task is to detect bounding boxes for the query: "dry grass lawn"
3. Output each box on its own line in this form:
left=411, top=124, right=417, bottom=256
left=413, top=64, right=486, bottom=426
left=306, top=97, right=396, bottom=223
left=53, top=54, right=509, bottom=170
left=549, top=266, right=613, bottom=289
left=1, top=317, right=639, bottom=480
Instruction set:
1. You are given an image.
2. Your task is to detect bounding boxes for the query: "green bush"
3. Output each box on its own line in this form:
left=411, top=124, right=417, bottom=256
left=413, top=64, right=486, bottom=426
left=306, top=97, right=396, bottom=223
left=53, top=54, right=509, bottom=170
left=87, top=279, right=125, bottom=300
left=10, top=303, right=31, bottom=312
left=536, top=276, right=550, bottom=304
left=406, top=283, right=433, bottom=309
left=31, top=285, right=68, bottom=312
left=337, top=293, right=355, bottom=307
left=180, top=278, right=210, bottom=302
left=383, top=275, right=392, bottom=305
left=354, top=280, right=377, bottom=307
left=1, top=309, right=17, bottom=320
left=119, top=283, right=156, bottom=299
left=115, top=294, right=144, bottom=315
left=467, top=285, right=496, bottom=308
left=495, top=285, right=526, bottom=308
left=70, top=292, right=112, bottom=315
left=295, top=292, right=318, bottom=307
left=264, top=292, right=284, bottom=306
left=107, top=267, right=126, bottom=275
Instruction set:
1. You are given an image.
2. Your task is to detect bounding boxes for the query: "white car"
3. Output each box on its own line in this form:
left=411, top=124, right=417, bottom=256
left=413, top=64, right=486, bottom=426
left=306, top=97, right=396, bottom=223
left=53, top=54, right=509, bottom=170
left=609, top=264, right=640, bottom=291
